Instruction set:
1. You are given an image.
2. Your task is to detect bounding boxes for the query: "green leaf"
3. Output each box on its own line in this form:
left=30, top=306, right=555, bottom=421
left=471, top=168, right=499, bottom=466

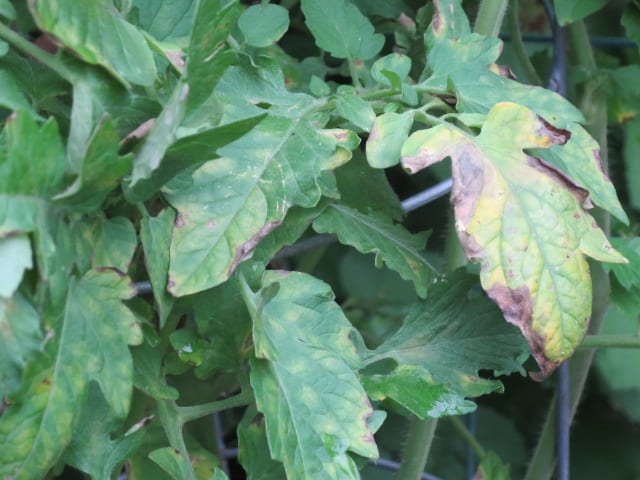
left=553, top=0, right=608, bottom=25
left=366, top=111, right=414, bottom=168
left=248, top=271, right=380, bottom=479
left=61, top=383, right=146, bottom=480
left=401, top=102, right=626, bottom=378
left=475, top=451, right=511, bottom=480
left=335, top=90, right=376, bottom=132
left=238, top=4, right=289, bottom=48
left=92, top=217, right=137, bottom=273
left=238, top=407, right=287, bottom=480
left=131, top=0, right=197, bottom=43
left=313, top=203, right=436, bottom=297
left=0, top=270, right=141, bottom=478
left=0, top=293, right=41, bottom=399
left=371, top=53, right=411, bottom=88
left=124, top=114, right=265, bottom=203
left=422, top=1, right=583, bottom=129
left=0, top=0, right=15, bottom=20
left=335, top=150, right=404, bottom=221
left=141, top=209, right=176, bottom=328
left=0, top=110, right=65, bottom=196
left=351, top=0, right=412, bottom=19
left=622, top=3, right=640, bottom=52
left=149, top=444, right=225, bottom=480
left=623, top=117, right=640, bottom=211
left=32, top=0, right=156, bottom=86
left=0, top=234, right=32, bottom=298
left=301, top=0, right=384, bottom=61
left=184, top=0, right=240, bottom=118
left=364, top=271, right=528, bottom=415
left=132, top=342, right=179, bottom=401
left=0, top=70, right=32, bottom=112
left=54, top=117, right=133, bottom=213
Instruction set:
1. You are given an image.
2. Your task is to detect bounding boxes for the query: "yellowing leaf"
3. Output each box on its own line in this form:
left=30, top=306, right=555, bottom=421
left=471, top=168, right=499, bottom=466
left=401, top=102, right=627, bottom=378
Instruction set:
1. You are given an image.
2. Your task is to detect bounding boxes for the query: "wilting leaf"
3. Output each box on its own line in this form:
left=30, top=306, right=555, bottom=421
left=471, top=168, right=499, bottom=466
left=363, top=271, right=528, bottom=416
left=301, top=0, right=384, bottom=61
left=247, top=271, right=380, bottom=479
left=31, top=0, right=156, bottom=86
left=0, top=270, right=141, bottom=479
left=313, top=203, right=436, bottom=297
left=401, top=102, right=626, bottom=377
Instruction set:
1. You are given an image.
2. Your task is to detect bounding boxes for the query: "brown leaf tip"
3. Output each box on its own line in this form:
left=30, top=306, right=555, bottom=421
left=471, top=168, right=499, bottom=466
left=536, top=116, right=571, bottom=146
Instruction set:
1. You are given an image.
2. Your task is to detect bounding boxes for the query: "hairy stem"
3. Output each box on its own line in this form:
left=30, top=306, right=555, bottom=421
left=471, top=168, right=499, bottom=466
left=396, top=417, right=439, bottom=480
left=474, top=0, right=509, bottom=37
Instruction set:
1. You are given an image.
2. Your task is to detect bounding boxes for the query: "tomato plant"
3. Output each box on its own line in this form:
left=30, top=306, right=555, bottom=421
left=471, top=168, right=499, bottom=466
left=1, top=0, right=640, bottom=479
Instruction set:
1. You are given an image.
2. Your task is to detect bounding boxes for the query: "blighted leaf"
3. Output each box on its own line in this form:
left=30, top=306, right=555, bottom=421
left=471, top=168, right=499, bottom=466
left=366, top=111, right=414, bottom=168
left=141, top=209, right=176, bottom=327
left=54, top=117, right=133, bottom=213
left=61, top=383, right=146, bottom=480
left=0, top=293, right=41, bottom=399
left=0, top=234, right=32, bottom=298
left=247, top=271, right=380, bottom=479
left=553, top=0, right=608, bottom=25
left=312, top=203, right=436, bottom=297
left=363, top=271, right=528, bottom=415
left=32, top=0, right=156, bottom=86
left=301, top=0, right=384, bottom=61
left=0, top=270, right=141, bottom=478
left=239, top=4, right=289, bottom=48
left=400, top=102, right=626, bottom=378
left=165, top=63, right=352, bottom=296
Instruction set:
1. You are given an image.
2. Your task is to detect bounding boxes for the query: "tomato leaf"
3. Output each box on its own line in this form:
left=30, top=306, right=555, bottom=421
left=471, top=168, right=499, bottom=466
left=247, top=271, right=380, bottom=479
left=401, top=102, right=626, bottom=378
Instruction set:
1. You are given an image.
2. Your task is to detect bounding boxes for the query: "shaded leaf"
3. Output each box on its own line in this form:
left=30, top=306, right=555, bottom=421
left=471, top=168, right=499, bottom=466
left=93, top=217, right=137, bottom=273
left=0, top=70, right=32, bottom=112
left=0, top=0, right=15, bottom=20
left=301, top=0, right=384, bottom=61
left=622, top=3, right=640, bottom=53
left=61, top=383, right=146, bottom=480
left=0, top=293, right=41, bottom=399
left=553, top=0, right=608, bottom=25
left=313, top=203, right=436, bottom=297
left=132, top=342, right=180, bottom=401
left=131, top=0, right=197, bottom=43
left=247, top=271, right=379, bottom=479
left=237, top=407, right=287, bottom=480
left=54, top=117, right=133, bottom=213
left=401, top=102, right=626, bottom=377
left=141, top=209, right=176, bottom=327
left=239, top=4, right=289, bottom=48
left=364, top=271, right=527, bottom=416
left=474, top=451, right=511, bottom=480
left=32, top=0, right=156, bottom=86
left=623, top=117, right=640, bottom=211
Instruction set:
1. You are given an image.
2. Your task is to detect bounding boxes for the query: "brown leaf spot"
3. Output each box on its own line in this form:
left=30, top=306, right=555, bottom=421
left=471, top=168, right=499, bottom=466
left=536, top=116, right=570, bottom=146
left=123, top=118, right=155, bottom=142
left=175, top=213, right=186, bottom=228
left=227, top=219, right=283, bottom=276
left=489, top=64, right=516, bottom=79
left=486, top=283, right=559, bottom=379
left=206, top=219, right=216, bottom=231
left=527, top=156, right=592, bottom=208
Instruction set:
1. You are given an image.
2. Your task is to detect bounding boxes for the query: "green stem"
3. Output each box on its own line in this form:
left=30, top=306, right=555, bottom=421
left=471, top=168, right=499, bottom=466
left=474, top=0, right=509, bottom=37
left=396, top=417, right=439, bottom=480
left=178, top=390, right=254, bottom=423
left=524, top=20, right=609, bottom=480
left=579, top=334, right=640, bottom=349
left=347, top=57, right=363, bottom=90
left=0, top=22, right=74, bottom=82
left=448, top=415, right=486, bottom=459
left=506, top=0, right=543, bottom=85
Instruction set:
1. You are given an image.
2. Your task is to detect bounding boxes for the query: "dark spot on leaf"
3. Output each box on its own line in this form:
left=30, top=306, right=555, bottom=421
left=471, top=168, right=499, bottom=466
left=206, top=219, right=216, bottom=231
left=574, top=213, right=580, bottom=220
left=227, top=219, right=284, bottom=276
left=536, top=116, right=570, bottom=145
